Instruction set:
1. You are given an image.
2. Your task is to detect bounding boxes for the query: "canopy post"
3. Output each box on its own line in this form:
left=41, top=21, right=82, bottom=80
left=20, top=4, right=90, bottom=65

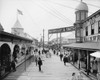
left=86, top=50, right=90, bottom=75
left=78, top=49, right=81, bottom=69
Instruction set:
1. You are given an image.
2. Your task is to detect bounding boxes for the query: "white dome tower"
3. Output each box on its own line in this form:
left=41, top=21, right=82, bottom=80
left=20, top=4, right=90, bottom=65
left=74, top=0, right=88, bottom=43
left=75, top=0, right=88, bottom=23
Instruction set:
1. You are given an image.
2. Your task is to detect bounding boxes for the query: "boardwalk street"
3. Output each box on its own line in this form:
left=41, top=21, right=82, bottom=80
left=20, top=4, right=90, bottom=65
left=3, top=51, right=91, bottom=80
left=1, top=0, right=100, bottom=80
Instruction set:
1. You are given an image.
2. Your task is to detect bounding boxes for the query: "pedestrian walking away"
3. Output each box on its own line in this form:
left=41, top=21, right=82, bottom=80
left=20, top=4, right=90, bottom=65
left=59, top=53, right=63, bottom=61
left=63, top=55, right=68, bottom=66
left=53, top=50, right=56, bottom=54
left=38, top=57, right=43, bottom=72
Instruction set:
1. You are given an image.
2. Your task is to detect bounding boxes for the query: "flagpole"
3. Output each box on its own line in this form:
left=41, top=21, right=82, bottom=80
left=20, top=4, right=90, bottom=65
left=17, top=9, right=23, bottom=20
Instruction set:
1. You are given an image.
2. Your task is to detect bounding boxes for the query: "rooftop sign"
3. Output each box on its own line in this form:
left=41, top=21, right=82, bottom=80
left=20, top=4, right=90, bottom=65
left=48, top=26, right=75, bottom=34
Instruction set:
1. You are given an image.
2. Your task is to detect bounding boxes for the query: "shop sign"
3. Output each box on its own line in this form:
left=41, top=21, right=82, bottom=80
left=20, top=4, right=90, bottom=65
left=48, top=26, right=75, bottom=34
left=84, top=35, right=100, bottom=42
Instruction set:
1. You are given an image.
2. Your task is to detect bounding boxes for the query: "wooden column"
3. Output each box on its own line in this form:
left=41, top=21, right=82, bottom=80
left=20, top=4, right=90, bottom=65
left=86, top=50, right=89, bottom=75
left=78, top=49, right=81, bottom=69
left=73, top=49, right=75, bottom=64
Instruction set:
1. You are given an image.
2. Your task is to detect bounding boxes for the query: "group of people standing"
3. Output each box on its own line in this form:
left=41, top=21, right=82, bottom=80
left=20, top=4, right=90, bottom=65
left=59, top=51, right=70, bottom=66
left=54, top=50, right=84, bottom=80
left=11, top=48, right=50, bottom=72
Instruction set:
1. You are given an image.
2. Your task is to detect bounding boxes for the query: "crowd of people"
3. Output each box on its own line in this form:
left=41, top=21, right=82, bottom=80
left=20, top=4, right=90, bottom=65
left=7, top=48, right=51, bottom=72
left=33, top=48, right=52, bottom=72
left=9, top=47, right=89, bottom=80
left=33, top=48, right=44, bottom=71
left=53, top=49, right=85, bottom=80
left=53, top=49, right=70, bottom=66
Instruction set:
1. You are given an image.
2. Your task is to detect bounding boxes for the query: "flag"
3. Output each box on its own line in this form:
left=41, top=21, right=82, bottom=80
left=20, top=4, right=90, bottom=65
left=17, top=9, right=23, bottom=15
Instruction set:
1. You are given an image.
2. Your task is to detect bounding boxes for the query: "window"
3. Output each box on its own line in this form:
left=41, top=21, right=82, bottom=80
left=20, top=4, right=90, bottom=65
left=86, top=13, right=88, bottom=18
left=98, top=20, right=100, bottom=33
left=90, top=17, right=96, bottom=35
left=81, top=12, right=85, bottom=20
left=76, top=12, right=80, bottom=21
left=85, top=27, right=88, bottom=36
left=91, top=24, right=94, bottom=35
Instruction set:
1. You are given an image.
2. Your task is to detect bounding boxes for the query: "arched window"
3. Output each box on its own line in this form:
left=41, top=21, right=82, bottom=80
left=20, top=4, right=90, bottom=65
left=13, top=44, right=20, bottom=62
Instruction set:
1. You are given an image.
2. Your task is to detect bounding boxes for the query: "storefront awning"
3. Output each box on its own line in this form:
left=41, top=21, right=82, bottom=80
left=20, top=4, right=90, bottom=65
left=63, top=42, right=100, bottom=50
left=90, top=51, right=100, bottom=58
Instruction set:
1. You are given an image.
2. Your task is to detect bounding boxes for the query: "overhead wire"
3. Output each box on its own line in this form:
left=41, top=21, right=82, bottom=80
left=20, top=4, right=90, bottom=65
left=30, top=0, right=73, bottom=26
left=30, top=0, right=76, bottom=39
left=47, top=0, right=93, bottom=14
left=45, top=0, right=73, bottom=23
left=19, top=0, right=98, bottom=26
left=45, top=0, right=76, bottom=34
left=39, top=1, right=75, bottom=36
left=29, top=0, right=99, bottom=23
left=45, top=1, right=74, bottom=24
left=39, top=1, right=73, bottom=25
left=31, top=0, right=75, bottom=35
left=48, top=0, right=76, bottom=10
left=49, top=0, right=100, bottom=8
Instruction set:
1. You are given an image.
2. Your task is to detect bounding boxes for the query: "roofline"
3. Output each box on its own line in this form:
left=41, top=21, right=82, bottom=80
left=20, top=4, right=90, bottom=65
left=12, top=27, right=24, bottom=29
left=82, top=9, right=100, bottom=23
left=0, top=31, right=33, bottom=42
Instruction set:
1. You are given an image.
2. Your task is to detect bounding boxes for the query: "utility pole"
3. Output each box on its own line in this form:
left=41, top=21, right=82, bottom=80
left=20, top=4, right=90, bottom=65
left=57, top=33, right=58, bottom=50
left=60, top=32, right=62, bottom=54
left=43, top=29, right=44, bottom=52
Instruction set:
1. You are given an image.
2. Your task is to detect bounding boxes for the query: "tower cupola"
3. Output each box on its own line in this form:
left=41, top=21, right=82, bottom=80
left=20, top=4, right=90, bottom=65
left=11, top=19, right=24, bottom=36
left=75, top=1, right=88, bottom=23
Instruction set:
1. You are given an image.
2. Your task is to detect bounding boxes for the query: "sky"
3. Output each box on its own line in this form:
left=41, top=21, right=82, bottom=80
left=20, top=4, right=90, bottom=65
left=0, top=0, right=100, bottom=41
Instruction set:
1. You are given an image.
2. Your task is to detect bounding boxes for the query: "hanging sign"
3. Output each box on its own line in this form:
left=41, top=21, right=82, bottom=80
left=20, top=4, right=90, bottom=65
left=48, top=26, right=75, bottom=34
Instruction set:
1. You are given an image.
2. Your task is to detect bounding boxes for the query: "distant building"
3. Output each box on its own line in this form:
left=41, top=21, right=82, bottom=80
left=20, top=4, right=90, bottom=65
left=51, top=37, right=76, bottom=45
